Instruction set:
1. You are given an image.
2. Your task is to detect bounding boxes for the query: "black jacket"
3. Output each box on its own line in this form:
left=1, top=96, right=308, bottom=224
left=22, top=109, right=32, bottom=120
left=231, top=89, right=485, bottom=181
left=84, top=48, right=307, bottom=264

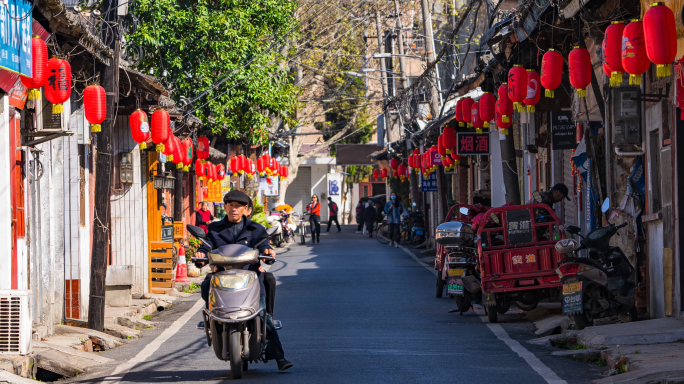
left=198, top=215, right=273, bottom=256
left=365, top=205, right=377, bottom=223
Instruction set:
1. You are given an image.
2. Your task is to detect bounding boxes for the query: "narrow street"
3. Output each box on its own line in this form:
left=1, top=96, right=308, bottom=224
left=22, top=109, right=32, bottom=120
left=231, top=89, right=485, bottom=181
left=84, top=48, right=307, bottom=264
left=72, top=227, right=602, bottom=384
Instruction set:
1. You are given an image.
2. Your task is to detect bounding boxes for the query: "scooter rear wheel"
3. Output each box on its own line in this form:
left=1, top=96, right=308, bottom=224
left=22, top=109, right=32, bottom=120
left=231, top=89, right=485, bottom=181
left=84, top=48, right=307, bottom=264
left=229, top=325, right=243, bottom=379
left=436, top=272, right=445, bottom=298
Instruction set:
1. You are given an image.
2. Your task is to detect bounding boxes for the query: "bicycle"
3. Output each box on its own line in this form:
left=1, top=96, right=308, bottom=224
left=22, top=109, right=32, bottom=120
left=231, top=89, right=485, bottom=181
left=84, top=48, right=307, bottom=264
left=293, top=212, right=309, bottom=245
left=375, top=220, right=390, bottom=244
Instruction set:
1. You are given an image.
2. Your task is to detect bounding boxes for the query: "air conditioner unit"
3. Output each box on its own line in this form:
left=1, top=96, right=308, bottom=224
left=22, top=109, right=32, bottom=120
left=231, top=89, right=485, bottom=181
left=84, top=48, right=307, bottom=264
left=0, top=290, right=31, bottom=355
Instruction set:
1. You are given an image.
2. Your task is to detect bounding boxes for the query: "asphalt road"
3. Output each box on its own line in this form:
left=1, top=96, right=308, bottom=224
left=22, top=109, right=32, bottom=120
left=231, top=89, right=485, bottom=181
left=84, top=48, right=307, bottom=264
left=71, top=226, right=603, bottom=384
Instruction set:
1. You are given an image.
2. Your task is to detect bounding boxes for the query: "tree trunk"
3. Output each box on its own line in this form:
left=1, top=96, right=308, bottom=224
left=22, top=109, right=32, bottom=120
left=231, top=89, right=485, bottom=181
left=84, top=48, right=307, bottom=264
left=89, top=0, right=119, bottom=332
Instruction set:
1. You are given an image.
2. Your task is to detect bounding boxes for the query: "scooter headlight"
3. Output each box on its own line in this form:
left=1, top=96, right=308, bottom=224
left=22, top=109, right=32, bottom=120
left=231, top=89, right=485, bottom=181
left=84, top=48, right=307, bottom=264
left=213, top=273, right=254, bottom=290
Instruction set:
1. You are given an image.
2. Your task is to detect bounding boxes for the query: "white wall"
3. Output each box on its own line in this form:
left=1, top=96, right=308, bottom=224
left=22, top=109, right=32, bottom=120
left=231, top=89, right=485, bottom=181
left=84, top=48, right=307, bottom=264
left=490, top=131, right=506, bottom=208
left=0, top=96, right=12, bottom=290
left=310, top=164, right=329, bottom=218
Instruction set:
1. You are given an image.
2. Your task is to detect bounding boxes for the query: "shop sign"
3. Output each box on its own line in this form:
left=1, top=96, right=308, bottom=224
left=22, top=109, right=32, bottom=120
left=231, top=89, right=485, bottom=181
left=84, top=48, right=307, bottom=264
left=428, top=150, right=442, bottom=166
left=260, top=176, right=279, bottom=196
left=420, top=172, right=437, bottom=192
left=0, top=0, right=33, bottom=77
left=7, top=77, right=27, bottom=108
left=506, top=209, right=533, bottom=244
left=551, top=111, right=577, bottom=150
left=161, top=225, right=174, bottom=242
left=456, top=132, right=490, bottom=155
left=329, top=179, right=339, bottom=195
left=205, top=180, right=223, bottom=202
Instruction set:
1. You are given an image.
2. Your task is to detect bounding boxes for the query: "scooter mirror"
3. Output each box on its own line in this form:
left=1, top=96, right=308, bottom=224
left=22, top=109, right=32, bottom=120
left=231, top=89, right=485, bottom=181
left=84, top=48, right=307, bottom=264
left=555, top=239, right=579, bottom=254
left=459, top=207, right=469, bottom=216
left=532, top=190, right=543, bottom=203
left=187, top=225, right=206, bottom=238
left=266, top=226, right=278, bottom=236
left=566, top=225, right=581, bottom=235
left=601, top=198, right=610, bottom=213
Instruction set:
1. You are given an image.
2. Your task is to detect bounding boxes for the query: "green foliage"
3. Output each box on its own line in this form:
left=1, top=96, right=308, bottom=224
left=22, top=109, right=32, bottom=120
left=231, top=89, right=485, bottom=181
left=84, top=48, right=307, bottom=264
left=250, top=198, right=269, bottom=228
left=346, top=165, right=373, bottom=184
left=188, top=238, right=201, bottom=249
left=128, top=0, right=300, bottom=142
left=143, top=315, right=152, bottom=320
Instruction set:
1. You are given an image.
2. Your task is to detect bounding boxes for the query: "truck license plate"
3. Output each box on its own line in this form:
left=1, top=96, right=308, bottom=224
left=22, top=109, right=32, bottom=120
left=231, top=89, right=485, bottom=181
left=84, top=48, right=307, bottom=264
left=563, top=282, right=582, bottom=294
left=448, top=268, right=464, bottom=277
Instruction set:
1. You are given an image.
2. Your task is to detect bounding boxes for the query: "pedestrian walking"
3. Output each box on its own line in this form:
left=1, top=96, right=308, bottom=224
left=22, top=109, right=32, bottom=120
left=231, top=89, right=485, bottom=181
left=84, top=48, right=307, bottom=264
left=355, top=201, right=365, bottom=233
left=195, top=201, right=214, bottom=233
left=384, top=192, right=405, bottom=248
left=306, top=194, right=321, bottom=243
left=326, top=197, right=341, bottom=233
left=365, top=201, right=378, bottom=238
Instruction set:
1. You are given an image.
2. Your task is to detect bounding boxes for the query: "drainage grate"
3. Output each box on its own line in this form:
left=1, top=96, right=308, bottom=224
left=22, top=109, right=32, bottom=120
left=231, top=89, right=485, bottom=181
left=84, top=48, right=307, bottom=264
left=0, top=296, right=22, bottom=353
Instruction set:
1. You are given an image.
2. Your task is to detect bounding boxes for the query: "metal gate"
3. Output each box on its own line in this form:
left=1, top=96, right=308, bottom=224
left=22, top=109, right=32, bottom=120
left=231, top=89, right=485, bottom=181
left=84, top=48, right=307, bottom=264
left=285, top=166, right=311, bottom=214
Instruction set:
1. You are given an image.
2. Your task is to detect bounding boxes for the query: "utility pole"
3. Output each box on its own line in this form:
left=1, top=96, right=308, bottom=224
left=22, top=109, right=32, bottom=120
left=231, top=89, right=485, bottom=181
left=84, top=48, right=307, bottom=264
left=375, top=8, right=389, bottom=98
left=393, top=0, right=407, bottom=90
left=89, top=0, right=120, bottom=331
left=420, top=0, right=441, bottom=117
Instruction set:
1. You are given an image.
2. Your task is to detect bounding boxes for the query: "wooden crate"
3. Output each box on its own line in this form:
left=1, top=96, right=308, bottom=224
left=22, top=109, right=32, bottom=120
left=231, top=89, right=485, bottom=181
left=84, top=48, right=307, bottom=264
left=149, top=241, right=174, bottom=294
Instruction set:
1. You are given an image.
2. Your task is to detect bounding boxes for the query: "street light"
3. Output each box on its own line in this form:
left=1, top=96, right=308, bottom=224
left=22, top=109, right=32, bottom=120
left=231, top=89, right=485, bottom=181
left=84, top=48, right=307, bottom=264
left=346, top=71, right=364, bottom=77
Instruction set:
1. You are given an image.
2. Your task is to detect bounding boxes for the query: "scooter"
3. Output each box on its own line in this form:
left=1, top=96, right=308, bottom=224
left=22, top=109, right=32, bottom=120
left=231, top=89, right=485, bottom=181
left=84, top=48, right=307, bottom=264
left=187, top=224, right=278, bottom=379
left=554, top=198, right=638, bottom=329
left=279, top=211, right=296, bottom=243
left=266, top=213, right=284, bottom=247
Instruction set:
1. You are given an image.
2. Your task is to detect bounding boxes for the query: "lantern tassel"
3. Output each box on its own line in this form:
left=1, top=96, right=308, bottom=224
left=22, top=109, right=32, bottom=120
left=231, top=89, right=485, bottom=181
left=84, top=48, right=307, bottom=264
left=527, top=105, right=535, bottom=113
left=484, top=122, right=490, bottom=128
left=156, top=143, right=165, bottom=152
left=168, top=155, right=173, bottom=162
left=656, top=64, right=671, bottom=78
left=52, top=103, right=64, bottom=114
left=545, top=89, right=554, bottom=98
left=611, top=72, right=623, bottom=87
left=502, top=115, right=509, bottom=123
left=446, top=149, right=451, bottom=154
left=514, top=102, right=523, bottom=113
left=183, top=166, right=189, bottom=172
left=476, top=128, right=482, bottom=134
left=629, top=74, right=642, bottom=85
left=140, top=142, right=147, bottom=150
left=90, top=124, right=101, bottom=133
left=501, top=129, right=509, bottom=135
left=576, top=88, right=586, bottom=97
left=459, top=122, right=464, bottom=127
left=28, top=89, right=41, bottom=101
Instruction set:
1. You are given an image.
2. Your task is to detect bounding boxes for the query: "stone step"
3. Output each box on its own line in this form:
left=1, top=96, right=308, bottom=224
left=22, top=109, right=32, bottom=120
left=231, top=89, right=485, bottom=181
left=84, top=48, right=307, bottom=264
left=53, top=325, right=122, bottom=350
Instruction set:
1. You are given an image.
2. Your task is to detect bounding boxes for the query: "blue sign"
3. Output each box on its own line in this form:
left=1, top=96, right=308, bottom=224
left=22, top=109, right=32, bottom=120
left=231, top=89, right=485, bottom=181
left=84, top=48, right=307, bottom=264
left=0, top=0, right=33, bottom=77
left=420, top=173, right=437, bottom=192
left=328, top=180, right=339, bottom=195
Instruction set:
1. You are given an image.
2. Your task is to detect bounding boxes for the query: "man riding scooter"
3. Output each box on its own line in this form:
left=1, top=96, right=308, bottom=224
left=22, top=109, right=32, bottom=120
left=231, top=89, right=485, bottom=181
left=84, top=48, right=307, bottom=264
left=195, top=190, right=293, bottom=371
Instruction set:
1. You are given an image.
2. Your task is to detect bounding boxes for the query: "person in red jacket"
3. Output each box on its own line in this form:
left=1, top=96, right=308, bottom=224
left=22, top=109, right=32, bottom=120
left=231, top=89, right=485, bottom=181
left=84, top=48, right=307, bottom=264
left=326, top=197, right=341, bottom=233
left=306, top=194, right=321, bottom=243
left=195, top=201, right=213, bottom=233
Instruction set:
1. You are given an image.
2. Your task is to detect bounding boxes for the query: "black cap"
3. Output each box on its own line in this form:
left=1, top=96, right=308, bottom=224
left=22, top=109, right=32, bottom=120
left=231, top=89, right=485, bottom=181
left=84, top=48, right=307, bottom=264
left=551, top=183, right=571, bottom=201
left=223, top=190, right=251, bottom=205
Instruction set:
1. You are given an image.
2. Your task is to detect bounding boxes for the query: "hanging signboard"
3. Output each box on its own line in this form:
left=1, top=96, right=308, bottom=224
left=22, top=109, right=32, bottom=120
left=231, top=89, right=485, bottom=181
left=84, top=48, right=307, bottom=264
left=428, top=150, right=442, bottom=166
left=506, top=209, right=533, bottom=245
left=260, top=176, right=279, bottom=196
left=205, top=181, right=223, bottom=202
left=0, top=0, right=33, bottom=77
left=456, top=132, right=490, bottom=155
left=328, top=179, right=340, bottom=196
left=7, top=77, right=27, bottom=109
left=420, top=172, right=437, bottom=192
left=551, top=111, right=577, bottom=150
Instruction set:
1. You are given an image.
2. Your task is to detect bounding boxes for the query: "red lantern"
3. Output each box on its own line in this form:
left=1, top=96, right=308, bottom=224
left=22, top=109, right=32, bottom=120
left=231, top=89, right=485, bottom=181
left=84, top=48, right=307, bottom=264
left=151, top=110, right=170, bottom=151
left=129, top=109, right=150, bottom=149
left=162, top=135, right=178, bottom=162
left=195, top=159, right=206, bottom=180
left=217, top=164, right=226, bottom=181
left=604, top=21, right=626, bottom=86
left=206, top=163, right=216, bottom=181
left=496, top=110, right=512, bottom=135
left=20, top=36, right=48, bottom=101
left=479, top=92, right=496, bottom=128
left=281, top=166, right=289, bottom=179
left=523, top=70, right=541, bottom=113
left=45, top=57, right=72, bottom=114
left=257, top=157, right=265, bottom=175
left=83, top=84, right=107, bottom=133
left=442, top=126, right=455, bottom=153
left=390, top=158, right=399, bottom=170
left=197, top=136, right=210, bottom=162
left=182, top=138, right=193, bottom=171
left=622, top=20, right=650, bottom=85
left=461, top=97, right=474, bottom=126
left=471, top=101, right=484, bottom=133
left=373, top=169, right=380, bottom=180
left=173, top=136, right=184, bottom=168
left=451, top=153, right=462, bottom=165
left=569, top=47, right=592, bottom=97
left=230, top=156, right=238, bottom=174
left=508, top=65, right=528, bottom=112
left=437, top=135, right=447, bottom=160
left=443, top=154, right=453, bottom=171
left=644, top=3, right=676, bottom=78
left=455, top=99, right=464, bottom=127
left=381, top=169, right=388, bottom=179
left=397, top=164, right=406, bottom=181
left=497, top=84, right=513, bottom=123
left=541, top=49, right=563, bottom=98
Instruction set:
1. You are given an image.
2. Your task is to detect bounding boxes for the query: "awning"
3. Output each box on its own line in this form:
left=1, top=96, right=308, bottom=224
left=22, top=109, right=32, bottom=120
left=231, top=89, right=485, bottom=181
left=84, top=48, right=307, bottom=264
left=335, top=144, right=385, bottom=165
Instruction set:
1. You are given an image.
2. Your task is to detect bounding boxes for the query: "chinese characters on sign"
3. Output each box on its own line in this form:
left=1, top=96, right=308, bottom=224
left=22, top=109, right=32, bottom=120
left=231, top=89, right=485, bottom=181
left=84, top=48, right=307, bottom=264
left=205, top=181, right=223, bottom=202
left=0, top=0, right=33, bottom=77
left=506, top=209, right=533, bottom=244
left=456, top=132, right=490, bottom=155
left=420, top=172, right=437, bottom=192
left=260, top=176, right=279, bottom=197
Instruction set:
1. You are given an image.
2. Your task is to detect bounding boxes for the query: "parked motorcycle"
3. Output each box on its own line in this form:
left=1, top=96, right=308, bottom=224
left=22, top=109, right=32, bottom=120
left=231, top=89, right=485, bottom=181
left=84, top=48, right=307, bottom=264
left=554, top=198, right=637, bottom=329
left=407, top=207, right=425, bottom=244
left=278, top=211, right=296, bottom=243
left=266, top=213, right=284, bottom=247
left=187, top=224, right=278, bottom=379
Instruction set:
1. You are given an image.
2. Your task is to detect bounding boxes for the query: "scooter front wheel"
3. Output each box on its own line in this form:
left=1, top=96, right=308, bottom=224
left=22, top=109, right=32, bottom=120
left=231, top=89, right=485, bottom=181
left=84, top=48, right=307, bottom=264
left=229, top=325, right=243, bottom=379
